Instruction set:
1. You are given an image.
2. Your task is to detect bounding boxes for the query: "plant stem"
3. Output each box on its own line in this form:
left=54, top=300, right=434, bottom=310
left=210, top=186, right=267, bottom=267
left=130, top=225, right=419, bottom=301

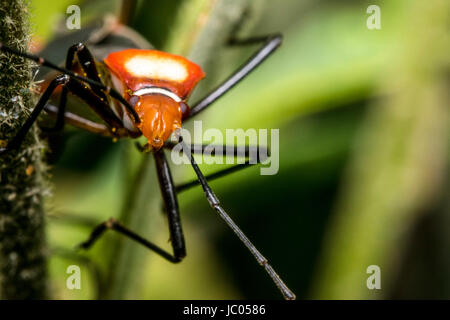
left=0, top=0, right=48, bottom=299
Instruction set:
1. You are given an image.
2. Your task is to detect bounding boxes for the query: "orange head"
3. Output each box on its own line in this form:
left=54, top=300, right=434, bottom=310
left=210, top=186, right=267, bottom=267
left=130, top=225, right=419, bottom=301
left=131, top=93, right=183, bottom=149
left=104, top=49, right=205, bottom=149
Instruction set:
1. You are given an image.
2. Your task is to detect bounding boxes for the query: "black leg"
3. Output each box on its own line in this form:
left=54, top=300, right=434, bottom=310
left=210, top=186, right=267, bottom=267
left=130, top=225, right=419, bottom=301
left=164, top=142, right=269, bottom=193
left=0, top=42, right=140, bottom=124
left=54, top=76, right=125, bottom=132
left=66, top=43, right=106, bottom=99
left=177, top=136, right=295, bottom=300
left=1, top=75, right=129, bottom=154
left=164, top=141, right=269, bottom=161
left=42, top=86, right=68, bottom=133
left=153, top=148, right=186, bottom=259
left=77, top=218, right=181, bottom=263
left=44, top=104, right=114, bottom=137
left=46, top=74, right=127, bottom=135
left=186, top=34, right=282, bottom=119
left=0, top=75, right=69, bottom=153
left=175, top=162, right=254, bottom=193
left=42, top=43, right=107, bottom=132
left=78, top=150, right=187, bottom=263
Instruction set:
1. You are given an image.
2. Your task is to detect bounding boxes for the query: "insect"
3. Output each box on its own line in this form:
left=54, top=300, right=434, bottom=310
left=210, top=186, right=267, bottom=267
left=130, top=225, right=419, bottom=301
left=0, top=7, right=295, bottom=300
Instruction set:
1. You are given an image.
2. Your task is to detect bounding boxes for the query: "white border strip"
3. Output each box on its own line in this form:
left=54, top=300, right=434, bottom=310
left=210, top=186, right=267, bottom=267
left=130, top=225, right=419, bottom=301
left=133, top=87, right=181, bottom=102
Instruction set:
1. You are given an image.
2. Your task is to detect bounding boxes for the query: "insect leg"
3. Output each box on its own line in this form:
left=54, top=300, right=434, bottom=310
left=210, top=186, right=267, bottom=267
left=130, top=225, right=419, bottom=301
left=186, top=34, right=282, bottom=119
left=42, top=43, right=106, bottom=132
left=0, top=42, right=140, bottom=123
left=77, top=217, right=181, bottom=263
left=1, top=75, right=127, bottom=154
left=77, top=149, right=187, bottom=263
left=164, top=142, right=269, bottom=193
left=175, top=162, right=254, bottom=193
left=0, top=75, right=69, bottom=153
left=164, top=141, right=269, bottom=161
left=153, top=148, right=186, bottom=259
left=44, top=104, right=113, bottom=137
left=67, top=43, right=106, bottom=98
left=62, top=77, right=125, bottom=132
left=178, top=137, right=295, bottom=300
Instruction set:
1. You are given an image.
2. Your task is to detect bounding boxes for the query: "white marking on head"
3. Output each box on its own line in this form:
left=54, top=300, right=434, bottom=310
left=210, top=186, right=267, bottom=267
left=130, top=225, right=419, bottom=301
left=133, top=87, right=182, bottom=102
left=125, top=56, right=188, bottom=82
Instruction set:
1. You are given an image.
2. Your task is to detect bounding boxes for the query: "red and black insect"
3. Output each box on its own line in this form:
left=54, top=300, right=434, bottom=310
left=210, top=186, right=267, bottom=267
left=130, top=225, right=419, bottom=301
left=0, top=10, right=294, bottom=300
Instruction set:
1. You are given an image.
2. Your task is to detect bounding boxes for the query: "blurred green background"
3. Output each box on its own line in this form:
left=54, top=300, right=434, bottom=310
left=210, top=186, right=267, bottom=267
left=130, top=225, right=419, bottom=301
left=29, top=0, right=448, bottom=299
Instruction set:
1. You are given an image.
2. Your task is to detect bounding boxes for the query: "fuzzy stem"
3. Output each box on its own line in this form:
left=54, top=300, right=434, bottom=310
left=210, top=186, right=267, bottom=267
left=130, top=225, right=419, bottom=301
left=0, top=0, right=48, bottom=299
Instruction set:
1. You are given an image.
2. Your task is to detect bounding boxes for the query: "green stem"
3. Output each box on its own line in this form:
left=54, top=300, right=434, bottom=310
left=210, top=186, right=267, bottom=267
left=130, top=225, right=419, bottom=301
left=0, top=0, right=48, bottom=299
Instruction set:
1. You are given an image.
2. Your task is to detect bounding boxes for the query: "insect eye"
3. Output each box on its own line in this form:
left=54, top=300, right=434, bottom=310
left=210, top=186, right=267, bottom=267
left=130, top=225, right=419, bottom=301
left=129, top=95, right=140, bottom=107
left=180, top=101, right=190, bottom=118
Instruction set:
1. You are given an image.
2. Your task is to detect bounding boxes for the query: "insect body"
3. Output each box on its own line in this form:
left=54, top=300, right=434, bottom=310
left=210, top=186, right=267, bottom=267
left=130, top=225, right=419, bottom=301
left=104, top=49, right=205, bottom=149
left=0, top=14, right=295, bottom=300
